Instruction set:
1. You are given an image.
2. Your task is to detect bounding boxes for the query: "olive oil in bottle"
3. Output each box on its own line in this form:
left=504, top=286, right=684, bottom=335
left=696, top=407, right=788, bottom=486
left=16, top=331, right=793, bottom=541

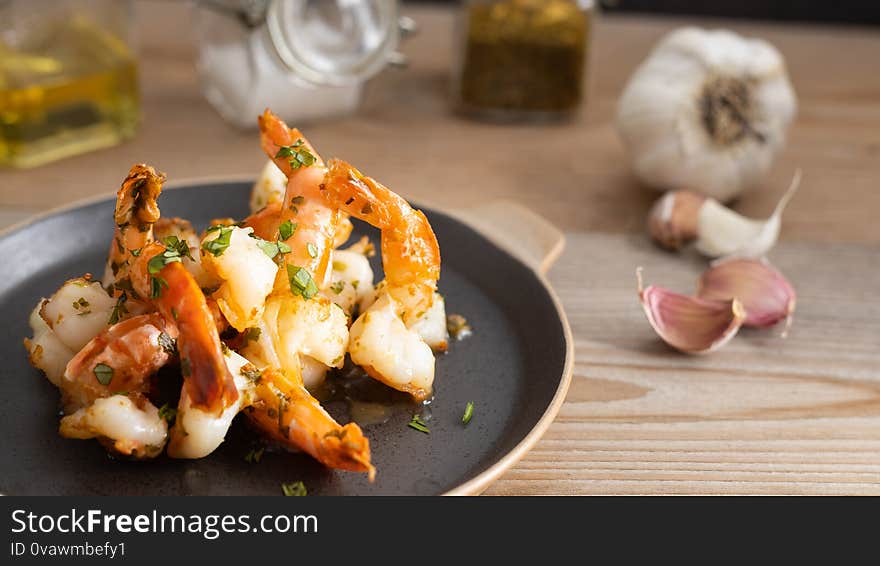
left=0, top=11, right=139, bottom=168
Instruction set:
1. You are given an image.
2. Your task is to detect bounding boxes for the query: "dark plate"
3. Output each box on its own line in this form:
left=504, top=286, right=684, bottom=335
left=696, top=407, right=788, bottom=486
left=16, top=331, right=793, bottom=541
left=0, top=182, right=571, bottom=495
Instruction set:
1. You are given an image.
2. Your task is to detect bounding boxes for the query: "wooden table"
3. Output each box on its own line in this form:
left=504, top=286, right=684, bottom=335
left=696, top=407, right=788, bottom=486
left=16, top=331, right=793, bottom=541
left=2, top=3, right=878, bottom=494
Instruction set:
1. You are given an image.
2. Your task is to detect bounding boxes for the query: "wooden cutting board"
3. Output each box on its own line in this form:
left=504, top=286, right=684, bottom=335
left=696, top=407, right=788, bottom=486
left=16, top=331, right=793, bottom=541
left=486, top=231, right=880, bottom=495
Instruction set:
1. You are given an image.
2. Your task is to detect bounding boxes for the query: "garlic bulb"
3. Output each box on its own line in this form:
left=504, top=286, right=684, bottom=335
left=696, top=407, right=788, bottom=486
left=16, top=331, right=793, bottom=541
left=617, top=27, right=797, bottom=202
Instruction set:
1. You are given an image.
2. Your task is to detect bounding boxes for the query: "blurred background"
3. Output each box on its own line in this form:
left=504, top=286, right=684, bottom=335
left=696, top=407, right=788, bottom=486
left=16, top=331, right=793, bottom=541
left=1, top=0, right=878, bottom=244
left=413, top=0, right=880, bottom=24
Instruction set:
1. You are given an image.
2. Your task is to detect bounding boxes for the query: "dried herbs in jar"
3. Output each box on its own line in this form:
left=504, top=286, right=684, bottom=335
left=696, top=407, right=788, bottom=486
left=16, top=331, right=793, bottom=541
left=455, top=0, right=592, bottom=121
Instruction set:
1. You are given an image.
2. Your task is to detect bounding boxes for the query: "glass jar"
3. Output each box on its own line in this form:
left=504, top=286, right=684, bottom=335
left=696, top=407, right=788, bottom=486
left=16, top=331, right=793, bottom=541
left=0, top=0, right=139, bottom=168
left=453, top=0, right=593, bottom=122
left=195, top=0, right=402, bottom=129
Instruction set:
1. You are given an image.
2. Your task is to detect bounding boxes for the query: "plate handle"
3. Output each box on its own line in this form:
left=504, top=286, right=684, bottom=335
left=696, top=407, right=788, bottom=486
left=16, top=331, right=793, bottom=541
left=451, top=200, right=565, bottom=275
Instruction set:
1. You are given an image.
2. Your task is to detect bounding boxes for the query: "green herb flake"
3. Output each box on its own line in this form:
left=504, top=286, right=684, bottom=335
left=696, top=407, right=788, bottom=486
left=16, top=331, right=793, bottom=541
left=329, top=281, right=346, bottom=295
left=150, top=276, right=168, bottom=299
left=108, top=293, right=129, bottom=325
left=93, top=363, right=114, bottom=386
left=73, top=297, right=91, bottom=316
left=245, top=446, right=265, bottom=464
left=306, top=242, right=318, bottom=258
left=408, top=414, right=430, bottom=434
left=286, top=265, right=319, bottom=300
left=201, top=226, right=234, bottom=257
left=257, top=239, right=281, bottom=259
left=275, top=139, right=316, bottom=171
left=462, top=401, right=474, bottom=425
left=162, top=236, right=193, bottom=261
left=281, top=481, right=307, bottom=497
left=129, top=247, right=143, bottom=257
left=277, top=241, right=291, bottom=254
left=278, top=220, right=297, bottom=241
left=158, top=403, right=177, bottom=423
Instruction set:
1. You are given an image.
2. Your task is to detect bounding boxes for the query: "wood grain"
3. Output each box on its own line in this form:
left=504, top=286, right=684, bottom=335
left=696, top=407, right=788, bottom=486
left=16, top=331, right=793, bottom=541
left=485, top=234, right=880, bottom=495
left=1, top=3, right=879, bottom=494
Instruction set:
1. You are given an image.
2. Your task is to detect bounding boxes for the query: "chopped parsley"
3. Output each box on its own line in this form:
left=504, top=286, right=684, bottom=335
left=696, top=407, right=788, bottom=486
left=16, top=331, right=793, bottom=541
left=281, top=481, right=307, bottom=497
left=278, top=220, right=297, bottom=241
left=93, top=363, right=114, bottom=386
left=161, top=236, right=193, bottom=261
left=73, top=297, right=91, bottom=316
left=408, top=414, right=430, bottom=434
left=275, top=139, right=316, bottom=171
left=147, top=236, right=195, bottom=298
left=201, top=226, right=234, bottom=257
left=151, top=277, right=168, bottom=299
left=329, top=281, right=346, bottom=295
left=287, top=265, right=318, bottom=300
left=108, top=293, right=128, bottom=325
left=257, top=238, right=291, bottom=260
left=244, top=446, right=265, bottom=464
left=158, top=403, right=177, bottom=423
left=462, top=402, right=474, bottom=425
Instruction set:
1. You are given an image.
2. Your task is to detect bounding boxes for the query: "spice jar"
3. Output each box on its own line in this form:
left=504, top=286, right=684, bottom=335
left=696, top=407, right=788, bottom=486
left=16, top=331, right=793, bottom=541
left=0, top=0, right=138, bottom=168
left=195, top=0, right=404, bottom=129
left=453, top=0, right=593, bottom=121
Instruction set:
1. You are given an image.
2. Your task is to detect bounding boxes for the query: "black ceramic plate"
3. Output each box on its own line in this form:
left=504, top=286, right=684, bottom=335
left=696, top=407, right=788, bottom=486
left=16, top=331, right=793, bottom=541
left=0, top=182, right=571, bottom=495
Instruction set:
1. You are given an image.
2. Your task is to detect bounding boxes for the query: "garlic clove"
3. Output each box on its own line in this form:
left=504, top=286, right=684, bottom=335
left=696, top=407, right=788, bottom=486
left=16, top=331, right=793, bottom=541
left=697, top=257, right=796, bottom=329
left=647, top=190, right=706, bottom=250
left=637, top=268, right=746, bottom=354
left=695, top=169, right=800, bottom=258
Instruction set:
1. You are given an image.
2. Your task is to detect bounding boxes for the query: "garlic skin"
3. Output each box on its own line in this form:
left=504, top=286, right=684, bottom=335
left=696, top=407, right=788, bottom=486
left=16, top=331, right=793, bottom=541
left=697, top=258, right=795, bottom=329
left=648, top=190, right=706, bottom=250
left=617, top=27, right=797, bottom=202
left=638, top=269, right=746, bottom=354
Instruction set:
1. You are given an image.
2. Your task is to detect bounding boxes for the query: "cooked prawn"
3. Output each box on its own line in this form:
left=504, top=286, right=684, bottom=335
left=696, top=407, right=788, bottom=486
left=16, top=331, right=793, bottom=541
left=47, top=313, right=177, bottom=458
left=241, top=293, right=349, bottom=390
left=321, top=160, right=441, bottom=400
left=258, top=109, right=343, bottom=290
left=200, top=225, right=278, bottom=332
left=103, top=164, right=165, bottom=294
left=60, top=313, right=176, bottom=412
left=322, top=159, right=440, bottom=325
left=246, top=367, right=374, bottom=479
left=131, top=242, right=238, bottom=415
left=59, top=395, right=168, bottom=459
